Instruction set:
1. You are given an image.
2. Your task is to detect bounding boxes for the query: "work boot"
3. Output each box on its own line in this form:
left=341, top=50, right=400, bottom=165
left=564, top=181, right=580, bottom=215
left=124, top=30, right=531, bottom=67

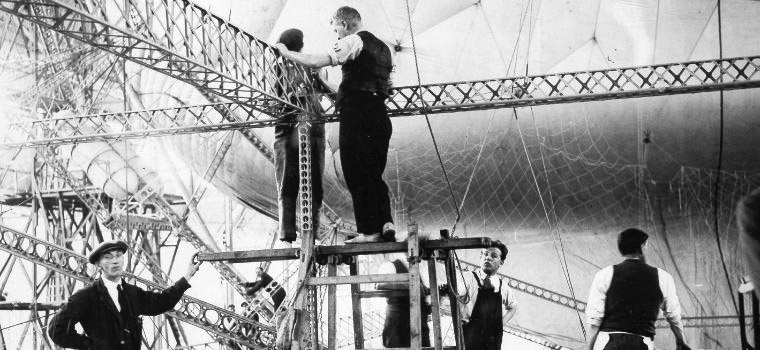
left=344, top=233, right=383, bottom=244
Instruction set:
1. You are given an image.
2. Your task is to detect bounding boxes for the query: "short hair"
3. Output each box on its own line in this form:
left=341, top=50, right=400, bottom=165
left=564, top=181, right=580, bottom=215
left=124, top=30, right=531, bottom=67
left=333, top=6, right=361, bottom=30
left=491, top=240, right=508, bottom=263
left=617, top=228, right=649, bottom=255
left=278, top=28, right=303, bottom=52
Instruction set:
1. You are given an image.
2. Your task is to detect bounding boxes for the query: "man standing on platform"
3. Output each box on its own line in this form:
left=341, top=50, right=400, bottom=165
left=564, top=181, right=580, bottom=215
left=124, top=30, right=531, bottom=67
left=457, top=240, right=516, bottom=350
left=275, top=6, right=396, bottom=244
left=272, top=28, right=325, bottom=246
left=586, top=228, right=691, bottom=350
left=49, top=240, right=202, bottom=350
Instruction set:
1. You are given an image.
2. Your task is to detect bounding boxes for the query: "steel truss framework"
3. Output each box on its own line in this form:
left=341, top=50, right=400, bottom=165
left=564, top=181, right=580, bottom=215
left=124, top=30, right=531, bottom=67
left=1, top=6, right=282, bottom=346
left=0, top=181, right=196, bottom=349
left=0, top=223, right=275, bottom=348
left=0, top=55, right=758, bottom=148
left=458, top=260, right=586, bottom=312
left=2, top=0, right=758, bottom=348
left=0, top=0, right=319, bottom=115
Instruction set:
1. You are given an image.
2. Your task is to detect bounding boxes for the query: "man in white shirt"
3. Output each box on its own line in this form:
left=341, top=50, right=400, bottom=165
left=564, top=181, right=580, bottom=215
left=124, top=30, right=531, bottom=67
left=738, top=187, right=760, bottom=293
left=275, top=6, right=396, bottom=244
left=456, top=241, right=517, bottom=350
left=586, top=228, right=691, bottom=350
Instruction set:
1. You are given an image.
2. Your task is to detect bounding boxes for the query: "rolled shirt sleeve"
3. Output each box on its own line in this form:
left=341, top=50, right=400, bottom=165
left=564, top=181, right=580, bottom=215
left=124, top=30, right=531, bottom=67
left=327, top=34, right=363, bottom=66
left=658, top=268, right=683, bottom=327
left=586, top=266, right=613, bottom=326
left=501, top=283, right=517, bottom=327
left=502, top=284, right=516, bottom=310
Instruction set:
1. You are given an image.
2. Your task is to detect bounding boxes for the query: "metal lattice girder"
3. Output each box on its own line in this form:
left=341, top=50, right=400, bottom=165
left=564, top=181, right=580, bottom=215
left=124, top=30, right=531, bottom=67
left=2, top=101, right=289, bottom=148
left=655, top=315, right=750, bottom=329
left=0, top=0, right=318, bottom=115
left=0, top=223, right=276, bottom=348
left=5, top=55, right=760, bottom=148
left=458, top=260, right=586, bottom=313
left=502, top=327, right=569, bottom=350
left=376, top=55, right=760, bottom=116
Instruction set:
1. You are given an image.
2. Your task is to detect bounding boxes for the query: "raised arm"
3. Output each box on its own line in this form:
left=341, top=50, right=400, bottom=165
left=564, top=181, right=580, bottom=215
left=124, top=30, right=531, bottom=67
left=275, top=44, right=332, bottom=69
left=135, top=257, right=200, bottom=316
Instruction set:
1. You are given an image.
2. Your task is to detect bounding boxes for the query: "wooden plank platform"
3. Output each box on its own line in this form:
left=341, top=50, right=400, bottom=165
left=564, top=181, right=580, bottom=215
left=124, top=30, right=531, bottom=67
left=197, top=237, right=492, bottom=264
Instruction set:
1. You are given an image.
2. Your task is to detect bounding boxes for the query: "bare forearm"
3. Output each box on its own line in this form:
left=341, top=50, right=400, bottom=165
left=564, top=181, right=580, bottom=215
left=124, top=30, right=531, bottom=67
left=669, top=322, right=688, bottom=348
left=502, top=306, right=516, bottom=324
left=280, top=50, right=331, bottom=69
left=587, top=324, right=600, bottom=350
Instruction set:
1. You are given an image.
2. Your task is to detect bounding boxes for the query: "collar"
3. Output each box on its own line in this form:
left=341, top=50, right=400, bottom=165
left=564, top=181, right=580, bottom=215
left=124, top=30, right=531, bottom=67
left=477, top=269, right=499, bottom=281
left=102, top=277, right=122, bottom=290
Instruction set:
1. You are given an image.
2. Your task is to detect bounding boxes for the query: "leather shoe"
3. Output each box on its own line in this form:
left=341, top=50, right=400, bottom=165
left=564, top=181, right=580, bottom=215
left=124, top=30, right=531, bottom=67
left=381, top=222, right=396, bottom=242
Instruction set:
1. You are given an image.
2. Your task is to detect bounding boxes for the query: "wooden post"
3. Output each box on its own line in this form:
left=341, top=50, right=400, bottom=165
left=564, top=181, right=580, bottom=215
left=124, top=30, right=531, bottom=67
left=349, top=260, right=364, bottom=349
left=428, top=256, right=443, bottom=350
left=310, top=284, right=319, bottom=349
left=408, top=224, right=422, bottom=349
left=327, top=257, right=337, bottom=350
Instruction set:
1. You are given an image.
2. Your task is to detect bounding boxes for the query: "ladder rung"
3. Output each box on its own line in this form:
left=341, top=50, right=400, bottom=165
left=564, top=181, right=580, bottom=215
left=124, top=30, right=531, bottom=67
left=307, top=273, right=409, bottom=286
left=355, top=290, right=409, bottom=298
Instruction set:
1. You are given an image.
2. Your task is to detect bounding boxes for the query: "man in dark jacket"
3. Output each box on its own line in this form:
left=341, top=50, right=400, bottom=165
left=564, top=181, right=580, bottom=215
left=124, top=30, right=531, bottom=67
left=275, top=6, right=396, bottom=244
left=48, top=240, right=202, bottom=350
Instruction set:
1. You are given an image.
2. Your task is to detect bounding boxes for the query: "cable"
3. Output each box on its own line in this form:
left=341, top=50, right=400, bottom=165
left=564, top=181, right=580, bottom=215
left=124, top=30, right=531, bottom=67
left=517, top=109, right=586, bottom=339
left=404, top=0, right=472, bottom=303
left=403, top=0, right=461, bottom=233
left=513, top=0, right=587, bottom=338
left=457, top=111, right=496, bottom=215
left=0, top=310, right=59, bottom=331
left=712, top=0, right=740, bottom=316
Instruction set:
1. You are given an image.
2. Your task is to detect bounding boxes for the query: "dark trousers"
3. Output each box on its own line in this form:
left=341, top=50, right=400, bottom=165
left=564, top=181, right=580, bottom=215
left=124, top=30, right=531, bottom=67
left=597, top=333, right=652, bottom=350
left=382, top=307, right=430, bottom=348
left=338, top=92, right=393, bottom=235
left=274, top=122, right=325, bottom=242
left=463, top=322, right=502, bottom=350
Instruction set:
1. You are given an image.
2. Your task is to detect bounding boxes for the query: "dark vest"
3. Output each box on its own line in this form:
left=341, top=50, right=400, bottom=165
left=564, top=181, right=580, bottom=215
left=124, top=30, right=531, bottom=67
left=338, top=31, right=392, bottom=104
left=600, top=259, right=663, bottom=337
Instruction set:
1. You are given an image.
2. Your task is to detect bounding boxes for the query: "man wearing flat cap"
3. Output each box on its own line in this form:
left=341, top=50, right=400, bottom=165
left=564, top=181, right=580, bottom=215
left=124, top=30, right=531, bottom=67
left=48, top=240, right=202, bottom=350
left=586, top=228, right=691, bottom=350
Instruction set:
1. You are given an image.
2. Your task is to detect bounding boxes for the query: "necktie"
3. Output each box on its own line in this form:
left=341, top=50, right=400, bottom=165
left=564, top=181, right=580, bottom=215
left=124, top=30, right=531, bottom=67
left=117, top=284, right=127, bottom=315
left=483, top=276, right=495, bottom=291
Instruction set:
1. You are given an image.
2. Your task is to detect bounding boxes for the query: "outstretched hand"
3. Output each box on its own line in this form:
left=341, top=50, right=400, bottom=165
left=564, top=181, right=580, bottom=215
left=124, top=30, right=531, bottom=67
left=184, top=253, right=202, bottom=281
